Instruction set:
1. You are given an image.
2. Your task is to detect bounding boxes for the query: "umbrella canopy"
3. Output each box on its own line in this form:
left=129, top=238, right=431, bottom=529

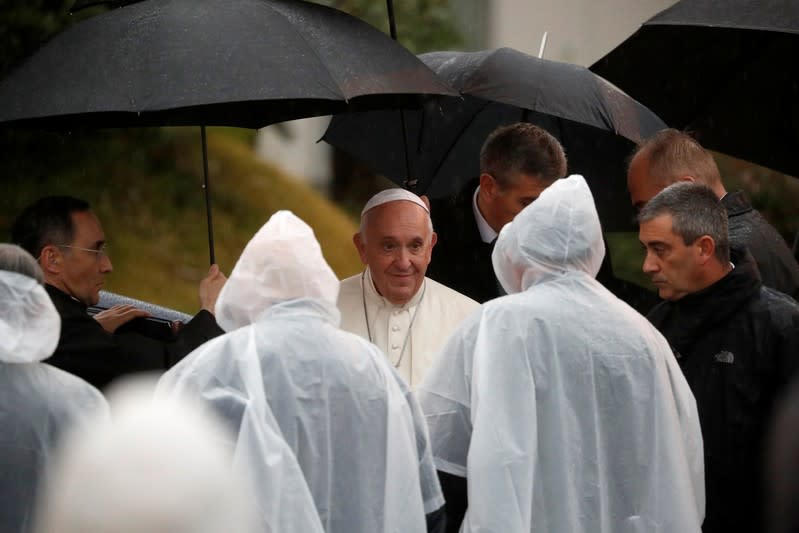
left=323, top=47, right=666, bottom=231
left=591, top=0, right=799, bottom=178
left=0, top=0, right=456, bottom=263
left=0, top=0, right=455, bottom=128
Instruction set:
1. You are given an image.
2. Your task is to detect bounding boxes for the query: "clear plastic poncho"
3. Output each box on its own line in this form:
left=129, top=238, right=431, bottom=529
left=35, top=378, right=256, bottom=533
left=158, top=211, right=438, bottom=533
left=0, top=270, right=108, bottom=533
left=418, top=176, right=705, bottom=533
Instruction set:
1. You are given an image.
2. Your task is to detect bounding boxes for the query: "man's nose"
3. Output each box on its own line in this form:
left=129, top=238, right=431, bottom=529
left=642, top=252, right=658, bottom=274
left=100, top=254, right=113, bottom=273
left=394, top=248, right=412, bottom=269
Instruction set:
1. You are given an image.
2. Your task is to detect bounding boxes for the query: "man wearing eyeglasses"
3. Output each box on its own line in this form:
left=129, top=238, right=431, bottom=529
left=10, top=196, right=225, bottom=391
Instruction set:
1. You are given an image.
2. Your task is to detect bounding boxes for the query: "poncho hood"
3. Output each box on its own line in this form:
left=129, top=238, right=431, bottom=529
left=0, top=270, right=61, bottom=363
left=492, top=175, right=605, bottom=293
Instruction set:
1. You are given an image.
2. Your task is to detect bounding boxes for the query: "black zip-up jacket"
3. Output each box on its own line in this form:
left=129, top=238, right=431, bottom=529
left=647, top=250, right=799, bottom=533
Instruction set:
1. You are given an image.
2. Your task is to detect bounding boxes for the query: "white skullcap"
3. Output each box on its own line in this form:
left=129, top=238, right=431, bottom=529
left=361, top=188, right=429, bottom=217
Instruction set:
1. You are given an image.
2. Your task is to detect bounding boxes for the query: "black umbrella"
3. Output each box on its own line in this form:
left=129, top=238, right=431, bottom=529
left=323, top=47, right=666, bottom=231
left=591, top=0, right=799, bottom=178
left=0, top=0, right=456, bottom=262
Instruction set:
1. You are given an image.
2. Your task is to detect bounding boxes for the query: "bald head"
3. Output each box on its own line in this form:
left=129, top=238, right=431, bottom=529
left=628, top=129, right=725, bottom=212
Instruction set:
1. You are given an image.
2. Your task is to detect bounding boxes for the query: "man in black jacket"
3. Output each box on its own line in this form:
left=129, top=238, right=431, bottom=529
left=639, top=182, right=799, bottom=533
left=11, top=196, right=225, bottom=390
left=628, top=128, right=799, bottom=300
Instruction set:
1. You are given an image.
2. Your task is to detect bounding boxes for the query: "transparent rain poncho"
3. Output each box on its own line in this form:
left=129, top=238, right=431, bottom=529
left=34, top=378, right=256, bottom=533
left=0, top=270, right=108, bottom=533
left=158, top=211, right=438, bottom=533
left=418, top=176, right=705, bottom=533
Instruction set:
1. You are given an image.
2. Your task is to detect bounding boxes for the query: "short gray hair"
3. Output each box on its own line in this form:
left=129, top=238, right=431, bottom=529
left=638, top=182, right=729, bottom=264
left=0, top=243, right=44, bottom=284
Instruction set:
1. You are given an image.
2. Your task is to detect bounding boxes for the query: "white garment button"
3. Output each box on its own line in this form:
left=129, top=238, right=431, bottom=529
left=391, top=344, right=399, bottom=350
left=391, top=325, right=400, bottom=332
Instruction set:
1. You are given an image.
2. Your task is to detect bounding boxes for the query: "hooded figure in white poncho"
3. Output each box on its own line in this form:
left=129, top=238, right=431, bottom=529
left=0, top=244, right=107, bottom=533
left=418, top=175, right=706, bottom=533
left=157, top=211, right=442, bottom=533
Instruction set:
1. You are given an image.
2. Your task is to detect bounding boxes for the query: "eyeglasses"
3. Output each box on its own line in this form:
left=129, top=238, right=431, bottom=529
left=56, top=244, right=109, bottom=259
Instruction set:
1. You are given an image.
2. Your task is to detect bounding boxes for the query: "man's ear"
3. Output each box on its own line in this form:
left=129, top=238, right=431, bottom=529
left=479, top=173, right=497, bottom=197
left=430, top=231, right=438, bottom=249
left=695, top=235, right=716, bottom=264
left=353, top=233, right=368, bottom=265
left=39, top=245, right=63, bottom=275
left=678, top=175, right=697, bottom=183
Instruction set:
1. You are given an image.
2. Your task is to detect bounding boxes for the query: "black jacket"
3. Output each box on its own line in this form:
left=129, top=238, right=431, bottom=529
left=427, top=182, right=501, bottom=303
left=723, top=190, right=799, bottom=300
left=45, top=285, right=223, bottom=390
left=647, top=250, right=799, bottom=533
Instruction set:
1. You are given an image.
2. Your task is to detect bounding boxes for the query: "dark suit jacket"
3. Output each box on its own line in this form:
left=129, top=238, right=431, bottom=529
left=427, top=181, right=501, bottom=303
left=45, top=284, right=223, bottom=390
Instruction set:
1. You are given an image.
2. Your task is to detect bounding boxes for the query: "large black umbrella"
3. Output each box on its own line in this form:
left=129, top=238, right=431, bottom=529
left=323, top=47, right=666, bottom=231
left=0, top=0, right=456, bottom=261
left=591, top=0, right=799, bottom=178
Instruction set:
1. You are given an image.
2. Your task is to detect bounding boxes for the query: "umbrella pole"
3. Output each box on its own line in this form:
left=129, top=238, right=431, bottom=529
left=386, top=0, right=398, bottom=39
left=200, top=126, right=216, bottom=265
left=385, top=0, right=417, bottom=192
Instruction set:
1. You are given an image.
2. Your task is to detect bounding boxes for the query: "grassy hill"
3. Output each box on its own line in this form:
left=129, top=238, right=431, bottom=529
left=1, top=127, right=363, bottom=313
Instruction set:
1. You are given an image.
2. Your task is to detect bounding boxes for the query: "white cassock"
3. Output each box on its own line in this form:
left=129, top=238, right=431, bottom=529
left=338, top=268, right=479, bottom=387
left=418, top=176, right=705, bottom=533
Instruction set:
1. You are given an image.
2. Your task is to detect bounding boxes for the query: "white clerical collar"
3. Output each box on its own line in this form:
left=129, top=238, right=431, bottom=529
left=472, top=186, right=497, bottom=244
left=362, top=267, right=425, bottom=310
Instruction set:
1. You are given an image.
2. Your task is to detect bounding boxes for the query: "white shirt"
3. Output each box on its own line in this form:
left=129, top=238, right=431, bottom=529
left=338, top=268, right=479, bottom=387
left=472, top=186, right=497, bottom=243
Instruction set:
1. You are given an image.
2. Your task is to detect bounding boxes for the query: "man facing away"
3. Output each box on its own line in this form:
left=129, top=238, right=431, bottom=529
left=418, top=175, right=705, bottom=533
left=158, top=211, right=444, bottom=533
left=425, top=122, right=567, bottom=303
left=639, top=182, right=799, bottom=532
left=628, top=128, right=799, bottom=299
left=337, top=188, right=478, bottom=387
left=11, top=195, right=226, bottom=390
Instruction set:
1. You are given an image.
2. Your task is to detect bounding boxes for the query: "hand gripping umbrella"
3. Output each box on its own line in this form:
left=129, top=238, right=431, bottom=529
left=323, top=47, right=666, bottom=231
left=0, top=0, right=456, bottom=263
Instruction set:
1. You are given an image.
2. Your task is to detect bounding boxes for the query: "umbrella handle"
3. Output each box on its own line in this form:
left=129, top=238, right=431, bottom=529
left=385, top=0, right=398, bottom=40
left=201, top=126, right=216, bottom=265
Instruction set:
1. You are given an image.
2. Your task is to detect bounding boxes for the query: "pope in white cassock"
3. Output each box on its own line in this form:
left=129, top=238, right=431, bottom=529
left=158, top=211, right=443, bottom=533
left=338, top=189, right=479, bottom=387
left=0, top=244, right=108, bottom=533
left=418, top=175, right=706, bottom=533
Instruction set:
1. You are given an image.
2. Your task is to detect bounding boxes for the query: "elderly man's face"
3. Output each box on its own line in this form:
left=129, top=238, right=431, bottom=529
left=639, top=213, right=704, bottom=301
left=355, top=201, right=436, bottom=306
left=48, top=210, right=113, bottom=306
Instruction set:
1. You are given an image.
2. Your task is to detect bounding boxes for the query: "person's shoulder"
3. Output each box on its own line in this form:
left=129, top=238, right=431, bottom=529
left=755, top=286, right=799, bottom=325
left=425, top=277, right=479, bottom=309
left=337, top=273, right=362, bottom=302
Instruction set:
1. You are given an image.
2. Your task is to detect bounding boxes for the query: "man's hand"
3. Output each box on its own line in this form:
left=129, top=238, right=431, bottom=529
left=94, top=304, right=151, bottom=333
left=199, top=263, right=227, bottom=314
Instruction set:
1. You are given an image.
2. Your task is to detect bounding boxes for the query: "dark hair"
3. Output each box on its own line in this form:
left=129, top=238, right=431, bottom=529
left=638, top=182, right=729, bottom=264
left=0, top=243, right=44, bottom=283
left=629, top=129, right=722, bottom=187
left=10, top=196, right=91, bottom=259
left=479, top=123, right=567, bottom=187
